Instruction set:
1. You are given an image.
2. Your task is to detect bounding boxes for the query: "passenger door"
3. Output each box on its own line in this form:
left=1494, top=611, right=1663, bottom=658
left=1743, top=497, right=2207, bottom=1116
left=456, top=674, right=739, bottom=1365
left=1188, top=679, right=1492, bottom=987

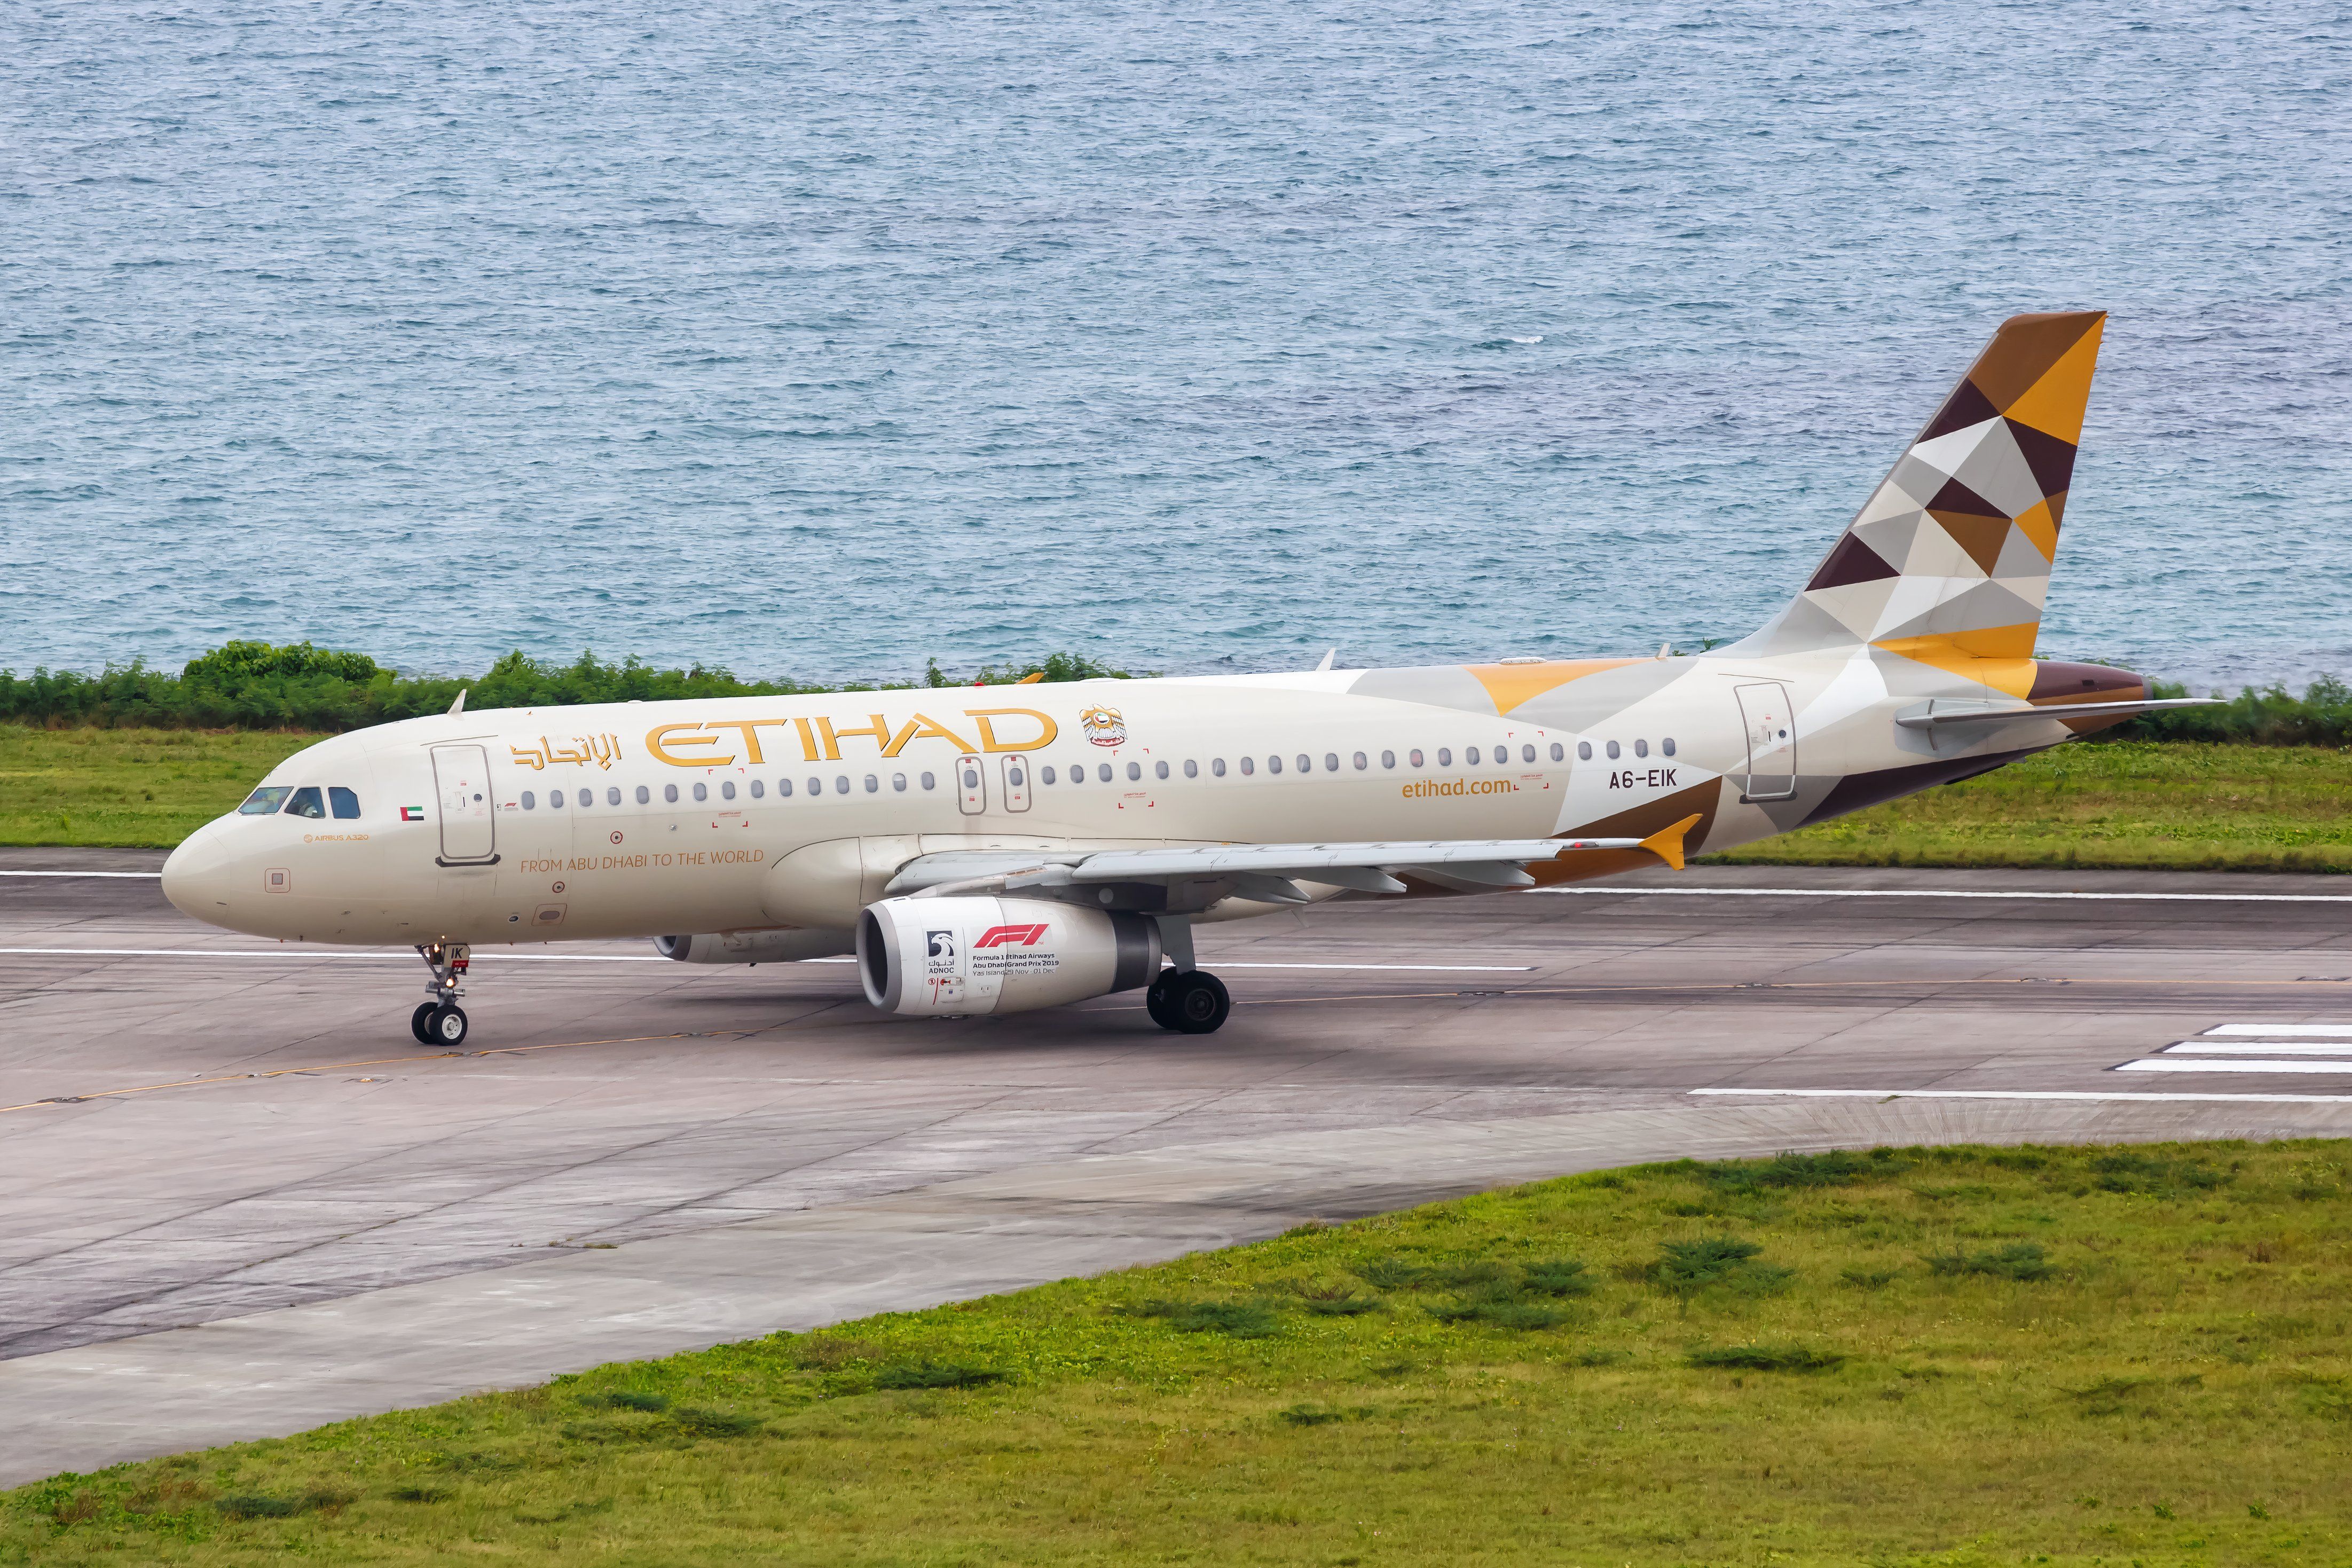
left=1734, top=682, right=1797, bottom=801
left=431, top=744, right=499, bottom=863
left=1001, top=754, right=1032, bottom=813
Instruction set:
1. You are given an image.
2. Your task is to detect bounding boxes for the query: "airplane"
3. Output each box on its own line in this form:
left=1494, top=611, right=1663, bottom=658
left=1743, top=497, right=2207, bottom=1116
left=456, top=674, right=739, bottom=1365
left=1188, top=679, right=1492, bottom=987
left=163, top=310, right=2211, bottom=1047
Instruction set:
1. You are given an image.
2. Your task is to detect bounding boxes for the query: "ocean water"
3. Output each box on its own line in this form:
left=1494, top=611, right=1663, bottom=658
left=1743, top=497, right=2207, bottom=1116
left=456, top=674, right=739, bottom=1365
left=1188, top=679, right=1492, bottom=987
left=3, top=1, right=2347, bottom=691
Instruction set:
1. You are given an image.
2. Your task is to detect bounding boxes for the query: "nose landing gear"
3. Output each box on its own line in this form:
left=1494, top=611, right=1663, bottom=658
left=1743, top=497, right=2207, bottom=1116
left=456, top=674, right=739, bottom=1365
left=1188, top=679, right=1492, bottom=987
left=411, top=941, right=471, bottom=1047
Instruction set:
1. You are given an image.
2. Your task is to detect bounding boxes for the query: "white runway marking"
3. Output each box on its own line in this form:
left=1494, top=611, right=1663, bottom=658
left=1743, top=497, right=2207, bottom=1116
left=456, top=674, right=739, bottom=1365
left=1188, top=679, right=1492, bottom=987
left=1693, top=1086, right=2352, bottom=1105
left=0, top=870, right=163, bottom=879
left=0, top=947, right=674, bottom=962
left=2205, top=1023, right=2352, bottom=1037
left=2118, top=1058, right=2352, bottom=1075
left=1217, top=962, right=1534, bottom=972
left=2162, top=1041, right=2352, bottom=1056
left=7, top=870, right=2347, bottom=902
left=0, top=947, right=1530, bottom=973
left=1545, top=886, right=2352, bottom=904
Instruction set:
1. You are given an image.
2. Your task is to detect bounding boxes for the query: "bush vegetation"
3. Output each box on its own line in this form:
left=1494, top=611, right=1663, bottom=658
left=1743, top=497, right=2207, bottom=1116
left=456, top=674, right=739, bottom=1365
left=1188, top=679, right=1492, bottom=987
left=5, top=1139, right=2346, bottom=1565
left=0, top=643, right=1138, bottom=734
left=2, top=645, right=2347, bottom=745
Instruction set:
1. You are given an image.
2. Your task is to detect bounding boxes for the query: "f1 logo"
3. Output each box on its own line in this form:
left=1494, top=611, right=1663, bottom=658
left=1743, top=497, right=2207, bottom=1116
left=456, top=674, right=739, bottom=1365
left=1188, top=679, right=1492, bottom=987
left=973, top=923, right=1051, bottom=949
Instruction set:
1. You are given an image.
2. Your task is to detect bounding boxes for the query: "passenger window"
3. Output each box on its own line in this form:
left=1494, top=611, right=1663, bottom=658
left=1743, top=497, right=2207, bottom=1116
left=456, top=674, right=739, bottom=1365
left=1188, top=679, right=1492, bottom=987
left=637, top=785, right=652, bottom=804
left=1522, top=744, right=1537, bottom=764
left=521, top=790, right=537, bottom=810
left=750, top=779, right=763, bottom=799
left=1352, top=752, right=1366, bottom=770
left=693, top=782, right=709, bottom=802
left=1466, top=746, right=1481, bottom=766
left=664, top=783, right=680, bottom=804
left=328, top=786, right=360, bottom=819
left=606, top=786, right=622, bottom=806
left=1268, top=755, right=1283, bottom=775
left=1381, top=750, right=1395, bottom=769
left=1550, top=742, right=1564, bottom=762
left=1240, top=757, right=1255, bottom=776
left=1127, top=761, right=1142, bottom=781
left=864, top=775, right=879, bottom=793
left=1069, top=758, right=1087, bottom=782
left=282, top=786, right=326, bottom=818
left=1042, top=765, right=1057, bottom=785
left=1212, top=758, right=1226, bottom=777
left=1634, top=739, right=1649, bottom=759
left=1578, top=741, right=1593, bottom=761
left=808, top=777, right=823, bottom=796
left=1096, top=762, right=1112, bottom=782
left=578, top=789, right=593, bottom=809
left=835, top=775, right=851, bottom=794
left=1663, top=737, right=1677, bottom=757
left=1155, top=760, right=1170, bottom=780
left=893, top=773, right=907, bottom=792
left=722, top=781, right=737, bottom=800
left=1184, top=759, right=1198, bottom=778
left=919, top=773, right=934, bottom=791
left=779, top=778, right=795, bottom=797
left=239, top=786, right=292, bottom=815
left=1437, top=748, right=1453, bottom=767
left=1409, top=749, right=1423, bottom=768
left=1606, top=740, right=1621, bottom=760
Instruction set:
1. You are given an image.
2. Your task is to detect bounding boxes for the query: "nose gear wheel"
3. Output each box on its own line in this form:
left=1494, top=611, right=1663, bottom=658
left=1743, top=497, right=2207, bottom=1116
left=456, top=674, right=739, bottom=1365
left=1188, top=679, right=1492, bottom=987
left=412, top=941, right=472, bottom=1046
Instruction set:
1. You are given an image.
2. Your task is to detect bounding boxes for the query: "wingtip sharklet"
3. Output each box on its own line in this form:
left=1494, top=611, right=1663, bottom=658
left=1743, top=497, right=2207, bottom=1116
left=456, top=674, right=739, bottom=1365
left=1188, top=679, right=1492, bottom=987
left=1638, top=814, right=1702, bottom=871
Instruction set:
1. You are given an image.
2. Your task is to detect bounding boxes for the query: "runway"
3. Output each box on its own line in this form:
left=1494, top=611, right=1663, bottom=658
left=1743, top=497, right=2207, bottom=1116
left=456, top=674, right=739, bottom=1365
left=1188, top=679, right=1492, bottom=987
left=3, top=845, right=2350, bottom=1484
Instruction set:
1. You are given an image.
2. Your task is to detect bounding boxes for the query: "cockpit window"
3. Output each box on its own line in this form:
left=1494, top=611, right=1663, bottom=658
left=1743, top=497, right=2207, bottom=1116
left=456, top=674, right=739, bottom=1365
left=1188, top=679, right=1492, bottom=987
left=328, top=787, right=360, bottom=820
left=282, top=786, right=327, bottom=819
left=239, top=787, right=292, bottom=815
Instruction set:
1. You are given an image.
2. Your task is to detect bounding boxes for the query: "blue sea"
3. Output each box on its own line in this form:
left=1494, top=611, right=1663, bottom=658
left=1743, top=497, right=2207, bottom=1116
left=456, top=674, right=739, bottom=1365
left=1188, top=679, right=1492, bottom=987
left=3, top=1, right=2347, bottom=692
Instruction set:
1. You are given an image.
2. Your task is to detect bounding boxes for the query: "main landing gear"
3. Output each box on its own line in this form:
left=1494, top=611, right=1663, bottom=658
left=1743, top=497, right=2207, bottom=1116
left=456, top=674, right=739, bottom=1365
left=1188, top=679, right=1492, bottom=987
left=1146, top=968, right=1231, bottom=1035
left=411, top=941, right=471, bottom=1048
left=1143, top=915, right=1230, bottom=1034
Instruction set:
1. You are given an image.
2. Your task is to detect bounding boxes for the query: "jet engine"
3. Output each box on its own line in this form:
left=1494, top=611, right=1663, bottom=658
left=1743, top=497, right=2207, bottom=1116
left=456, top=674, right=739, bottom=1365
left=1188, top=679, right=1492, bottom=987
left=655, top=929, right=855, bottom=964
left=858, top=896, right=1159, bottom=1017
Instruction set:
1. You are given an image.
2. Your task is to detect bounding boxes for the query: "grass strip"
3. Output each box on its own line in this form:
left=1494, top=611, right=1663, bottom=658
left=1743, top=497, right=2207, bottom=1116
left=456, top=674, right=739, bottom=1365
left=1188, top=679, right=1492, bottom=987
left=6, top=1140, right=2349, bottom=1565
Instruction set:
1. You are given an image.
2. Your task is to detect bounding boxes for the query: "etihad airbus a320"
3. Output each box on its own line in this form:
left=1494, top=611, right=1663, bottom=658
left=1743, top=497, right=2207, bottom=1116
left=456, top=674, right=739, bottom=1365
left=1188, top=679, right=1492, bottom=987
left=163, top=311, right=2205, bottom=1046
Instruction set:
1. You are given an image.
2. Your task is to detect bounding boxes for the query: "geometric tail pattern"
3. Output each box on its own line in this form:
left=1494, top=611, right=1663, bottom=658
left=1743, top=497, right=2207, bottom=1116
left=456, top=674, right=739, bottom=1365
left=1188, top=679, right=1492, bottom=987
left=1743, top=311, right=2106, bottom=679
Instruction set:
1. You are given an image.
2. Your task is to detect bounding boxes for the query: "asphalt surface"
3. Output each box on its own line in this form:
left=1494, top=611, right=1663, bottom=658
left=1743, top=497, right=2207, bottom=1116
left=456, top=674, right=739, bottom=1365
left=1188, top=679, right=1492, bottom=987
left=4, top=846, right=2351, bottom=1482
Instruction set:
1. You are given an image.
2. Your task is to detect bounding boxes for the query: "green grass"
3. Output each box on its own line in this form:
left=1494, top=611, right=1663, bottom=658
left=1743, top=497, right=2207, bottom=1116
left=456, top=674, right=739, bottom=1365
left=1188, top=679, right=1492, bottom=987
left=1710, top=740, right=2352, bottom=873
left=0, top=727, right=323, bottom=847
left=7, top=1141, right=2349, bottom=1565
left=4, top=729, right=2349, bottom=871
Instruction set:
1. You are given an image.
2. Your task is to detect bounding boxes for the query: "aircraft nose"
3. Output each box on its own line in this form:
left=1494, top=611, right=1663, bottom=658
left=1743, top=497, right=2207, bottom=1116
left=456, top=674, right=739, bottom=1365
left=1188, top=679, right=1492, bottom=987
left=161, top=823, right=234, bottom=921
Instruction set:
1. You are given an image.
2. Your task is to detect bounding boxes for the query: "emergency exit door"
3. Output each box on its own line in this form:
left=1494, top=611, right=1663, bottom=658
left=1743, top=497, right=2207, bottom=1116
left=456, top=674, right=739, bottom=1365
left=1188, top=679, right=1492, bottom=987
left=955, top=753, right=986, bottom=815
left=431, top=744, right=499, bottom=863
left=1734, top=682, right=1797, bottom=801
left=1001, top=754, right=1032, bottom=812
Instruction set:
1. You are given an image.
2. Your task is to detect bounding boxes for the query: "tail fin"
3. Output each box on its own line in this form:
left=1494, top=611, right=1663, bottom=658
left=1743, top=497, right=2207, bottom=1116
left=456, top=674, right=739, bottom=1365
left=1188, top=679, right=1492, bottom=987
left=1739, top=311, right=2106, bottom=682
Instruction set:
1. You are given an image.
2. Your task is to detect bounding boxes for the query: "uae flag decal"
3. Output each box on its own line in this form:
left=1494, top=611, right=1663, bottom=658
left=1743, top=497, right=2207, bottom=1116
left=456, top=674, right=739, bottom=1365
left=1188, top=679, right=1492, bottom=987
left=400, top=806, right=426, bottom=822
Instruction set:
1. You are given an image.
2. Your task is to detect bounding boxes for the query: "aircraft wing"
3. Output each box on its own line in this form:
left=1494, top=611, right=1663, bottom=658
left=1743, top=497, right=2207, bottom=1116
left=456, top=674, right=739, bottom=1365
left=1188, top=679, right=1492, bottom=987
left=884, top=817, right=1700, bottom=903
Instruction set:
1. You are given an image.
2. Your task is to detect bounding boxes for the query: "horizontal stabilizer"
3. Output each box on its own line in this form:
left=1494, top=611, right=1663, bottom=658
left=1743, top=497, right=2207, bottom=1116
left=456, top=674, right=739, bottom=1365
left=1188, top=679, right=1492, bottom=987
left=1894, top=697, right=2220, bottom=731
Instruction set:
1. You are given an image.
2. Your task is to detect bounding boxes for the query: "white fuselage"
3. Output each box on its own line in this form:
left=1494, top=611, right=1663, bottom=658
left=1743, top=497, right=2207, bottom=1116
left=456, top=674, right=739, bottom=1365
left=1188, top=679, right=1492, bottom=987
left=159, top=652, right=2086, bottom=950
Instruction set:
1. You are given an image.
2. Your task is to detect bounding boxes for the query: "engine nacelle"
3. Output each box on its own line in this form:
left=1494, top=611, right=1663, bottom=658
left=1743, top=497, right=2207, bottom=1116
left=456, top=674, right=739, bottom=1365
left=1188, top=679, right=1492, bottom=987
left=857, top=896, right=1159, bottom=1017
left=655, top=929, right=855, bottom=964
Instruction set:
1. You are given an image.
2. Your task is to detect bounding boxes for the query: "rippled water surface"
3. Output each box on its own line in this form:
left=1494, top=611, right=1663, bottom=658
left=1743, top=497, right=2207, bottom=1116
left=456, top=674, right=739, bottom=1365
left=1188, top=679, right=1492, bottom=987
left=4, top=2, right=2347, bottom=688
